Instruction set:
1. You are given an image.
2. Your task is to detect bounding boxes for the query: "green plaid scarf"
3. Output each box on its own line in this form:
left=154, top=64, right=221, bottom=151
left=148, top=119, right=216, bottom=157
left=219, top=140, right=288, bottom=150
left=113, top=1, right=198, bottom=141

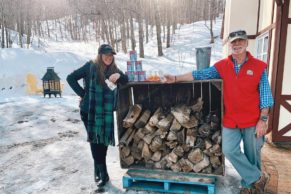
left=87, top=63, right=115, bottom=146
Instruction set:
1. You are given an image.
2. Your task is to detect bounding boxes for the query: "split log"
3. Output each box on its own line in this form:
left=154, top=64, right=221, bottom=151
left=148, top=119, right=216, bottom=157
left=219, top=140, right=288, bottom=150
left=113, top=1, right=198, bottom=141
left=171, top=104, right=191, bottom=124
left=205, top=139, right=213, bottom=150
left=168, top=152, right=178, bottom=163
left=137, top=140, right=144, bottom=151
left=156, top=114, right=174, bottom=131
left=134, top=110, right=151, bottom=128
left=193, top=155, right=210, bottom=172
left=170, top=163, right=182, bottom=172
left=165, top=141, right=178, bottom=149
left=123, top=104, right=142, bottom=128
left=120, top=146, right=130, bottom=158
left=143, top=129, right=161, bottom=144
left=149, top=136, right=163, bottom=152
left=148, top=107, right=163, bottom=127
left=211, top=114, right=219, bottom=123
left=212, top=131, right=222, bottom=144
left=179, top=158, right=194, bottom=173
left=167, top=131, right=177, bottom=141
left=210, top=156, right=221, bottom=168
left=176, top=128, right=185, bottom=143
left=142, top=143, right=152, bottom=161
left=211, top=122, right=219, bottom=131
left=194, top=111, right=203, bottom=121
left=182, top=144, right=191, bottom=153
left=202, top=166, right=213, bottom=174
left=173, top=146, right=184, bottom=157
left=180, top=115, right=199, bottom=129
left=186, top=129, right=196, bottom=147
left=209, top=144, right=221, bottom=155
left=154, top=157, right=167, bottom=169
left=143, top=123, right=156, bottom=134
left=119, top=128, right=134, bottom=145
left=151, top=151, right=162, bottom=162
left=131, top=147, right=142, bottom=160
left=194, top=137, right=205, bottom=149
left=159, top=130, right=169, bottom=139
left=198, top=124, right=211, bottom=138
left=125, top=129, right=136, bottom=146
left=122, top=155, right=134, bottom=166
left=188, top=148, right=204, bottom=164
left=191, top=97, right=203, bottom=112
left=169, top=119, right=182, bottom=132
left=134, top=128, right=145, bottom=142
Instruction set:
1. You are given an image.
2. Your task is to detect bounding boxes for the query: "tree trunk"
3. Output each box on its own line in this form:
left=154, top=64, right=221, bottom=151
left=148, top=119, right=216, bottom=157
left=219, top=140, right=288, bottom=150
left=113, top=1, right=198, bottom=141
left=1, top=21, right=4, bottom=48
left=121, top=19, right=127, bottom=53
left=130, top=14, right=136, bottom=51
left=137, top=4, right=144, bottom=58
left=166, top=24, right=171, bottom=48
left=0, top=0, right=3, bottom=48
left=145, top=18, right=149, bottom=43
left=154, top=1, right=163, bottom=56
left=46, top=19, right=50, bottom=38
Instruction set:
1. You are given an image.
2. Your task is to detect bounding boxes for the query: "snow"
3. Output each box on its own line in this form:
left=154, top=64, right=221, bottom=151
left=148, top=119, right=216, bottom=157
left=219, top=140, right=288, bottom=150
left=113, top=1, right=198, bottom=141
left=0, top=18, right=241, bottom=194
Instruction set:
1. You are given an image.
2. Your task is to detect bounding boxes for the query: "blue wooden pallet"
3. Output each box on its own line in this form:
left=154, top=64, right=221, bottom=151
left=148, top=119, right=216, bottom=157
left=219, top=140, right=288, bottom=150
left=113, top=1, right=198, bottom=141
left=123, top=169, right=216, bottom=194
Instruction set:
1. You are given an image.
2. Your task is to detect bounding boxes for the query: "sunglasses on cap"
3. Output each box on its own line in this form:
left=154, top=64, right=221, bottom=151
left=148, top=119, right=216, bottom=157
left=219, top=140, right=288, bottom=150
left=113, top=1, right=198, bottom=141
left=228, top=30, right=247, bottom=38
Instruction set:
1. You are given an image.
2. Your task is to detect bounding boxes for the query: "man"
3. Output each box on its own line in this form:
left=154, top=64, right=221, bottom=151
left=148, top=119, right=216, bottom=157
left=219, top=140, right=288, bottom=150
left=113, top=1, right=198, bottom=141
left=164, top=30, right=274, bottom=194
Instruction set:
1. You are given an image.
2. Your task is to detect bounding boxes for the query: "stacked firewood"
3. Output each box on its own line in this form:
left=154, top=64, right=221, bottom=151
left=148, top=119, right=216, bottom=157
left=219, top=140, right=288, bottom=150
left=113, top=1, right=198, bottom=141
left=119, top=98, right=223, bottom=175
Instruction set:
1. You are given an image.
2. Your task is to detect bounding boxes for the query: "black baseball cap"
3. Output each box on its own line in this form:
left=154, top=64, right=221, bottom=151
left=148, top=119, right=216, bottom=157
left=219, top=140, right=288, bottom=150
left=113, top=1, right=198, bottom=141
left=98, top=44, right=116, bottom=55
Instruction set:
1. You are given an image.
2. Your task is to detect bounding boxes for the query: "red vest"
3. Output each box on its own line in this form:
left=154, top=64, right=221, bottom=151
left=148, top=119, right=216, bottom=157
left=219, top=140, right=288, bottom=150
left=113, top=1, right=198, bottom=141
left=215, top=52, right=266, bottom=128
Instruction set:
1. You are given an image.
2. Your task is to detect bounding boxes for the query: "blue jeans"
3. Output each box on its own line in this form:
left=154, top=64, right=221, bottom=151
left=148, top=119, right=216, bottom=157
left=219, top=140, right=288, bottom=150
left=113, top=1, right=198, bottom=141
left=222, top=127, right=265, bottom=188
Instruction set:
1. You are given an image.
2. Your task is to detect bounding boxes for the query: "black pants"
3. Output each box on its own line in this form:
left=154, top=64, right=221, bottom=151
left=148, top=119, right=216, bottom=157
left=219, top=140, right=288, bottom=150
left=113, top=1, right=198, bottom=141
left=80, top=111, right=108, bottom=164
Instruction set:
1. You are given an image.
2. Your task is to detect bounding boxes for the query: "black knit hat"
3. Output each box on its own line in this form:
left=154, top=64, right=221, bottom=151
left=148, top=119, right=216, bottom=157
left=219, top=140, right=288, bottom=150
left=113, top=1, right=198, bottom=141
left=98, top=44, right=116, bottom=55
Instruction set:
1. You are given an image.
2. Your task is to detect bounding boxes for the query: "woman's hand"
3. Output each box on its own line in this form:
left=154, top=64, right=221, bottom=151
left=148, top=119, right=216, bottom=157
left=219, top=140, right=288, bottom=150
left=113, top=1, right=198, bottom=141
left=109, top=73, right=120, bottom=83
left=79, top=97, right=83, bottom=108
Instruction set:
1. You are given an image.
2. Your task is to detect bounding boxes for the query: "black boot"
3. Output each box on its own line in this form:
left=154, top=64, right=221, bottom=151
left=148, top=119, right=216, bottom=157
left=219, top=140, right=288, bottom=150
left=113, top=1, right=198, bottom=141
left=94, top=162, right=101, bottom=183
left=97, top=164, right=109, bottom=187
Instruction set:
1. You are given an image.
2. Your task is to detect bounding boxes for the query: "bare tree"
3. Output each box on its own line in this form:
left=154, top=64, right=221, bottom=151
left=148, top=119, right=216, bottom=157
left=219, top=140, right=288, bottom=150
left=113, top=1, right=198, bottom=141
left=154, top=0, right=163, bottom=56
left=0, top=0, right=225, bottom=53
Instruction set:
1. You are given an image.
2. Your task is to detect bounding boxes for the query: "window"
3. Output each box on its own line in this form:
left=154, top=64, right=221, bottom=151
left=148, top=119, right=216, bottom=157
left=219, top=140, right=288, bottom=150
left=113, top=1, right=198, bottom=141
left=256, top=32, right=269, bottom=63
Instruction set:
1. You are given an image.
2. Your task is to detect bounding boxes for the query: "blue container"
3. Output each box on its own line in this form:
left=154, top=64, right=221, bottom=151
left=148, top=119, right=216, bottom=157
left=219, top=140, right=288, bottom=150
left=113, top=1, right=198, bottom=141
left=126, top=71, right=135, bottom=81
left=129, top=51, right=137, bottom=61
left=195, top=47, right=211, bottom=70
left=127, top=61, right=135, bottom=72
left=135, top=61, right=142, bottom=71
left=138, top=71, right=146, bottom=81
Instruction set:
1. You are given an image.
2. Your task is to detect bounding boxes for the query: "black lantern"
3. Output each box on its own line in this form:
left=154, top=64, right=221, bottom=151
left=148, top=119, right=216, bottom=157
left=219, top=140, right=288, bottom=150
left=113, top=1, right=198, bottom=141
left=42, top=67, right=62, bottom=98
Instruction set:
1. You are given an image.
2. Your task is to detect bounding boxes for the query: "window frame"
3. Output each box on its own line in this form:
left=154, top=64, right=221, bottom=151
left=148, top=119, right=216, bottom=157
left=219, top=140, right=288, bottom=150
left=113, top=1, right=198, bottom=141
left=255, top=32, right=270, bottom=63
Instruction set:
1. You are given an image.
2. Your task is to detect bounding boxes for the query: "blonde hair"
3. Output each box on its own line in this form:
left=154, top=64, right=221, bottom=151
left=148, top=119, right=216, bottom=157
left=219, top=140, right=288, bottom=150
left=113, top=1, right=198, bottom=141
left=93, top=54, right=118, bottom=86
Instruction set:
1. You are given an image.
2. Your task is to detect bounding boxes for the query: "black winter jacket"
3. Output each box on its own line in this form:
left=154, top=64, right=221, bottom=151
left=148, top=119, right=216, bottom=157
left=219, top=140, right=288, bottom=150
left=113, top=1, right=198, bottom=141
left=66, top=61, right=128, bottom=113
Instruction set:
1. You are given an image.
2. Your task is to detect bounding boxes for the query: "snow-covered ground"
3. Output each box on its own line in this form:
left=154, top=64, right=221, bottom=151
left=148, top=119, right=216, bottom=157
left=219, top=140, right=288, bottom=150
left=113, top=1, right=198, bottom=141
left=0, top=18, right=242, bottom=194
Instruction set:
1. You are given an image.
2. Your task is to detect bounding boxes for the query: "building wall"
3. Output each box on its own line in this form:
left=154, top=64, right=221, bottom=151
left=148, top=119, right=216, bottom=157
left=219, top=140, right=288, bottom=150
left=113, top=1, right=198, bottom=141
left=268, top=3, right=278, bottom=79
left=223, top=0, right=259, bottom=56
left=282, top=26, right=291, bottom=95
left=259, top=0, right=273, bottom=31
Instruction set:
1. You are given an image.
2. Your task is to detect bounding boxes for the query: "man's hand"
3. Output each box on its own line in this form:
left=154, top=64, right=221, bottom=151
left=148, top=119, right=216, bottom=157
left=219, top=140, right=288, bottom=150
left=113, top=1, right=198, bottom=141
left=256, top=120, right=267, bottom=138
left=163, top=74, right=175, bottom=83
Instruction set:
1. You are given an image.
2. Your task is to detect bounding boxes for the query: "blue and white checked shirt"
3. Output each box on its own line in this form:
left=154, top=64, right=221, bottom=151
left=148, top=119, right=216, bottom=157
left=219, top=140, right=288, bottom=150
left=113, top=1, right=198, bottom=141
left=192, top=59, right=274, bottom=109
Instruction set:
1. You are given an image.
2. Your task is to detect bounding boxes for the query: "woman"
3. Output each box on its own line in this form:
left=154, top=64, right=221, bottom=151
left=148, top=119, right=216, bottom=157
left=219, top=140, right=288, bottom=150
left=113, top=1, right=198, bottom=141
left=67, top=44, right=128, bottom=189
